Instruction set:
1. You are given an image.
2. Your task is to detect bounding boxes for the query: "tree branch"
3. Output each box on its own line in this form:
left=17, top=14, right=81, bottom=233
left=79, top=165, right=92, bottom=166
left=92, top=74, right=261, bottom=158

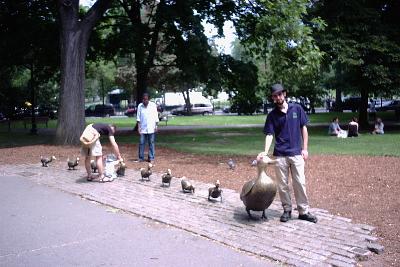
left=145, top=0, right=165, bottom=73
left=83, top=0, right=113, bottom=32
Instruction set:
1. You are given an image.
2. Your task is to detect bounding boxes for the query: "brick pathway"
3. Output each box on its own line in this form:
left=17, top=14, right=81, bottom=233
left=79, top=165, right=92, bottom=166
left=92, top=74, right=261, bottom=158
left=0, top=163, right=384, bottom=267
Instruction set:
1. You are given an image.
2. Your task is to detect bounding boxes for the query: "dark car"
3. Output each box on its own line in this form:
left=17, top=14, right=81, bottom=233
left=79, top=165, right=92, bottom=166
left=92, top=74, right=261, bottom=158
left=85, top=104, right=115, bottom=117
left=342, top=97, right=362, bottom=112
left=330, top=97, right=361, bottom=112
left=124, top=105, right=137, bottom=117
left=376, top=100, right=400, bottom=112
left=37, top=105, right=58, bottom=119
left=125, top=103, right=163, bottom=117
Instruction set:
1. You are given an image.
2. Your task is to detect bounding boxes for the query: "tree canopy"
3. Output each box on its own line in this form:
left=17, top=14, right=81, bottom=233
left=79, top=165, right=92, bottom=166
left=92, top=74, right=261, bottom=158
left=2, top=0, right=400, bottom=144
left=311, top=0, right=400, bottom=125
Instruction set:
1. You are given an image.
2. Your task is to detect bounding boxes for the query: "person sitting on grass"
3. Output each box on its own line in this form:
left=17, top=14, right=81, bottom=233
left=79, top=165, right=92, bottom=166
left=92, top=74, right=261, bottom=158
left=347, top=117, right=359, bottom=137
left=328, top=117, right=343, bottom=136
left=371, top=117, right=384, bottom=135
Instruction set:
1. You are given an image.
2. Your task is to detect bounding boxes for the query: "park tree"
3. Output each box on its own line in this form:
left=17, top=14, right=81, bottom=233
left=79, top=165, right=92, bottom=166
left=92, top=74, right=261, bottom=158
left=105, top=0, right=238, bottom=105
left=234, top=0, right=325, bottom=108
left=311, top=0, right=400, bottom=126
left=217, top=55, right=260, bottom=115
left=55, top=0, right=113, bottom=144
left=0, top=0, right=59, bottom=132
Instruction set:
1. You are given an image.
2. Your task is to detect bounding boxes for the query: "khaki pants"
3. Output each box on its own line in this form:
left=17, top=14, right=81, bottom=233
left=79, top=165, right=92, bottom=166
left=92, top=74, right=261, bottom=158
left=80, top=139, right=102, bottom=157
left=274, top=155, right=309, bottom=215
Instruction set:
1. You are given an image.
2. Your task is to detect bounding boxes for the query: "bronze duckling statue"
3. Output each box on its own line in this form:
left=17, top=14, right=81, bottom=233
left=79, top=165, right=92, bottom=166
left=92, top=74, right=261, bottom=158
left=41, top=155, right=56, bottom=167
left=227, top=158, right=236, bottom=170
left=67, top=157, right=79, bottom=170
left=116, top=160, right=126, bottom=177
left=181, top=176, right=195, bottom=193
left=140, top=163, right=153, bottom=181
left=161, top=169, right=173, bottom=187
left=208, top=180, right=223, bottom=202
left=240, top=152, right=277, bottom=220
left=90, top=159, right=97, bottom=173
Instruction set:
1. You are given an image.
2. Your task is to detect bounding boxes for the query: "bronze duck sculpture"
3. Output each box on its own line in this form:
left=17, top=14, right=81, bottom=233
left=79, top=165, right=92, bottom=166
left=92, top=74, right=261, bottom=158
left=227, top=158, right=236, bottom=170
left=140, top=163, right=153, bottom=181
left=181, top=177, right=195, bottom=193
left=67, top=157, right=79, bottom=170
left=240, top=152, right=277, bottom=220
left=116, top=160, right=126, bottom=177
left=161, top=169, right=173, bottom=187
left=90, top=159, right=97, bottom=173
left=41, top=155, right=56, bottom=167
left=208, top=180, right=223, bottom=202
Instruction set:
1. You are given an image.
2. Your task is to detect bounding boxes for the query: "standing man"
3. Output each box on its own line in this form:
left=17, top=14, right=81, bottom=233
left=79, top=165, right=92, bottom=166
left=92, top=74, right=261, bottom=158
left=137, top=93, right=159, bottom=163
left=263, top=84, right=317, bottom=223
left=81, top=123, right=123, bottom=182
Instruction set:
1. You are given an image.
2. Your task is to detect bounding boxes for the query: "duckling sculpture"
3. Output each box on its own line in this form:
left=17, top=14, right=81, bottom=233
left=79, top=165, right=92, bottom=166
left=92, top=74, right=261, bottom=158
left=116, top=160, right=126, bottom=177
left=208, top=180, right=223, bottom=202
left=181, top=177, right=195, bottom=193
left=67, top=157, right=79, bottom=170
left=227, top=158, right=236, bottom=170
left=140, top=163, right=153, bottom=181
left=161, top=169, right=172, bottom=187
left=250, top=159, right=257, bottom=167
left=240, top=152, right=277, bottom=220
left=90, top=160, right=97, bottom=173
left=41, top=155, right=56, bottom=167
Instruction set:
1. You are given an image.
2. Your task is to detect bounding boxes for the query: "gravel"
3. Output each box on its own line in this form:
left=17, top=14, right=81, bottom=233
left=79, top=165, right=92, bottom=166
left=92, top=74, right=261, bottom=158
left=1, top=143, right=398, bottom=266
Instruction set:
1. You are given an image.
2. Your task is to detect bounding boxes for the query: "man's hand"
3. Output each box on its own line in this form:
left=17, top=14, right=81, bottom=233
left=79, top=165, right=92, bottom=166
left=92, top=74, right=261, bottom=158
left=301, top=149, right=309, bottom=160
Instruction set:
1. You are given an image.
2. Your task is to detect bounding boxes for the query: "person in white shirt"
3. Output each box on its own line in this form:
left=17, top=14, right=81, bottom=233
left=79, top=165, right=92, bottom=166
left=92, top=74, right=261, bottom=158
left=136, top=93, right=159, bottom=162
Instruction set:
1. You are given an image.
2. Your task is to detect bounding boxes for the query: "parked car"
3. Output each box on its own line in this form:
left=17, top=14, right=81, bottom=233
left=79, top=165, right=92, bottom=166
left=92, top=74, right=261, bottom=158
left=124, top=103, right=137, bottom=117
left=171, top=103, right=213, bottom=115
left=343, top=97, right=362, bottom=112
left=376, top=100, right=400, bottom=111
left=222, top=106, right=231, bottom=113
left=125, top=103, right=163, bottom=117
left=330, top=96, right=361, bottom=112
left=9, top=104, right=57, bottom=119
left=85, top=104, right=115, bottom=117
left=37, top=105, right=58, bottom=119
left=288, top=96, right=311, bottom=113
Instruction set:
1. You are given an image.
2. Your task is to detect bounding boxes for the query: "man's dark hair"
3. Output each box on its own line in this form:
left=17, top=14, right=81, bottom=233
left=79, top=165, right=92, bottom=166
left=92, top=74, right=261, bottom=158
left=143, top=92, right=150, bottom=99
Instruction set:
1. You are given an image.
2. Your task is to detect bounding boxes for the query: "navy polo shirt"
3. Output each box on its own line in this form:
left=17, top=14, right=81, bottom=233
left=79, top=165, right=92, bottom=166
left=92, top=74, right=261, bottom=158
left=263, top=103, right=308, bottom=156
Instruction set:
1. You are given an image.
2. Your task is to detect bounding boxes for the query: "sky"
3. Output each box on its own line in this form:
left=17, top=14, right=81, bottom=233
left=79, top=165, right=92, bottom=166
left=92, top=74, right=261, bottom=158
left=80, top=0, right=236, bottom=54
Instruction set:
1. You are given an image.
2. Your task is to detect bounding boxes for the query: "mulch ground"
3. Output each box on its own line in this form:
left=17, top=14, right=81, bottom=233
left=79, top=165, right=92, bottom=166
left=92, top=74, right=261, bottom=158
left=1, top=143, right=398, bottom=266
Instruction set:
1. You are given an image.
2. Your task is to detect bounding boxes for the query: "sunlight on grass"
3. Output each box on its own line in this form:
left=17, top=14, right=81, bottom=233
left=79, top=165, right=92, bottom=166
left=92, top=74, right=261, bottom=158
left=1, top=114, right=399, bottom=157
left=155, top=127, right=400, bottom=157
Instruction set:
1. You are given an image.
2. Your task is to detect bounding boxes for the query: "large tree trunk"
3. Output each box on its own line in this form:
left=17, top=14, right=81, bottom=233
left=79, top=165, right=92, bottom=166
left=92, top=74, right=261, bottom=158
left=135, top=62, right=148, bottom=105
left=55, top=0, right=111, bottom=145
left=124, top=0, right=164, bottom=105
left=182, top=88, right=192, bottom=114
left=56, top=29, right=88, bottom=144
left=335, top=87, right=342, bottom=112
left=359, top=87, right=369, bottom=129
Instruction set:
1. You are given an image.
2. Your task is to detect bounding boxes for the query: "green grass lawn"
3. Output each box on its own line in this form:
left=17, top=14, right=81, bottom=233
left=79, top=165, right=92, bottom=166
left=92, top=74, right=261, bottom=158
left=91, top=111, right=395, bottom=127
left=1, top=110, right=396, bottom=130
left=1, top=112, right=399, bottom=157
left=117, top=126, right=400, bottom=157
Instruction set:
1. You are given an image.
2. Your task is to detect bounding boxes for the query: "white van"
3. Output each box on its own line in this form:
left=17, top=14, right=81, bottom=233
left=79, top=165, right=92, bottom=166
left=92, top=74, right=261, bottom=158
left=172, top=102, right=213, bottom=115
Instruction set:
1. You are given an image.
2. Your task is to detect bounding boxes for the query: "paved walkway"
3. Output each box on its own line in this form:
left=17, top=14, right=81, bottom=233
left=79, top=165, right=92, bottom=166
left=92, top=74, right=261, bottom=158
left=0, top=163, right=384, bottom=267
left=0, top=175, right=272, bottom=267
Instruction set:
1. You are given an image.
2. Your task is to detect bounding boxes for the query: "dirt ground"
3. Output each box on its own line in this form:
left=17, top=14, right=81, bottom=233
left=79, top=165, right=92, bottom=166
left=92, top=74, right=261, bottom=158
left=1, top=143, right=399, bottom=266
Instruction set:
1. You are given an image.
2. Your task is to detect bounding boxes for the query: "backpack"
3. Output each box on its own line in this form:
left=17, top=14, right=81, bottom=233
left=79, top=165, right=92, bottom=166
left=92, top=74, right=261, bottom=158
left=80, top=124, right=100, bottom=148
